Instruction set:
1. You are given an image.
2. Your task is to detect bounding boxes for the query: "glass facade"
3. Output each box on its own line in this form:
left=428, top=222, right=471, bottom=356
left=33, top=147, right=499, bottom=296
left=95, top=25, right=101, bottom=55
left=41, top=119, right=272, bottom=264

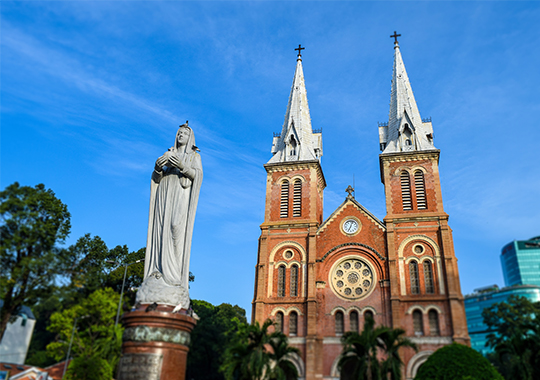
left=501, top=236, right=540, bottom=287
left=464, top=285, right=540, bottom=355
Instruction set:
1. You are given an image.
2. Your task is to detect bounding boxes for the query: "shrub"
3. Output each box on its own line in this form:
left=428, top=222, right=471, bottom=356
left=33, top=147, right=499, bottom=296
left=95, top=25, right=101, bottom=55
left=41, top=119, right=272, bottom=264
left=414, top=343, right=503, bottom=380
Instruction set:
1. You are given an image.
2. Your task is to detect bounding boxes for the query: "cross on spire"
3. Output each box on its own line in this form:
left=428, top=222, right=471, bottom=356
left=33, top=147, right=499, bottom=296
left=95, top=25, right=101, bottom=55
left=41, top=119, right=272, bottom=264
left=390, top=31, right=401, bottom=45
left=295, top=44, right=305, bottom=58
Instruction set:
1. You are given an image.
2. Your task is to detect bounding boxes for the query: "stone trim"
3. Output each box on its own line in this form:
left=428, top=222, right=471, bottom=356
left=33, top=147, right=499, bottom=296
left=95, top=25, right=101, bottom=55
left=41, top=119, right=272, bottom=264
left=317, top=242, right=386, bottom=263
left=123, top=325, right=191, bottom=346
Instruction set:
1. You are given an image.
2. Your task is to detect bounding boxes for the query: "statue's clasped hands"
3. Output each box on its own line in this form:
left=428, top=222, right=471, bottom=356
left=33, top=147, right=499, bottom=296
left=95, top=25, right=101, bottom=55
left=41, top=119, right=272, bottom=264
left=155, top=151, right=185, bottom=171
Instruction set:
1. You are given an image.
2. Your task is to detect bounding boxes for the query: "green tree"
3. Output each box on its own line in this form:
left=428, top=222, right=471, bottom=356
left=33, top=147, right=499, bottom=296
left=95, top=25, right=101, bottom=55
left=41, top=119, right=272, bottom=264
left=482, top=295, right=540, bottom=380
left=414, top=343, right=503, bottom=380
left=221, top=319, right=300, bottom=380
left=267, top=332, right=300, bottom=380
left=187, top=300, right=247, bottom=380
left=26, top=235, right=145, bottom=367
left=380, top=327, right=417, bottom=380
left=338, top=317, right=416, bottom=380
left=338, top=317, right=387, bottom=380
left=64, top=356, right=113, bottom=380
left=0, top=182, right=71, bottom=342
left=46, top=288, right=122, bottom=377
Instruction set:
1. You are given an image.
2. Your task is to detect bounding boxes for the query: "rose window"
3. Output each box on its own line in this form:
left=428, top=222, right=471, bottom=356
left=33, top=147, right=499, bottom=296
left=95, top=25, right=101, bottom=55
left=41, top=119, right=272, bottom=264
left=330, top=258, right=375, bottom=300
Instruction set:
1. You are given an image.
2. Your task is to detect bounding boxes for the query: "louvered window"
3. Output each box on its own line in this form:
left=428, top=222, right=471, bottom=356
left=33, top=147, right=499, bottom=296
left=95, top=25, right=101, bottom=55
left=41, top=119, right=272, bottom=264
left=414, top=170, right=427, bottom=209
left=280, top=181, right=289, bottom=218
left=413, top=310, right=424, bottom=335
left=276, top=312, right=284, bottom=332
left=335, top=311, right=344, bottom=335
left=277, top=265, right=286, bottom=297
left=424, top=261, right=434, bottom=294
left=410, top=261, right=420, bottom=294
left=293, top=180, right=302, bottom=217
left=350, top=311, right=359, bottom=332
left=289, top=312, right=298, bottom=335
left=401, top=171, right=412, bottom=210
left=428, top=310, right=440, bottom=336
left=290, top=265, right=298, bottom=297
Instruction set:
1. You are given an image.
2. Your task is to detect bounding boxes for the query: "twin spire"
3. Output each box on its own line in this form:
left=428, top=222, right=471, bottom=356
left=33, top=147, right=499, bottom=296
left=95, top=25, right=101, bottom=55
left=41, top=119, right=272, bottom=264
left=268, top=46, right=323, bottom=164
left=269, top=37, right=436, bottom=163
left=379, top=35, right=436, bottom=153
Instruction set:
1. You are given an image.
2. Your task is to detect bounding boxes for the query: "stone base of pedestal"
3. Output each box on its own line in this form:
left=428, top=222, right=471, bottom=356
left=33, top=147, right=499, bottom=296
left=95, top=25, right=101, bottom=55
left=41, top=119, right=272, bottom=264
left=117, top=305, right=197, bottom=380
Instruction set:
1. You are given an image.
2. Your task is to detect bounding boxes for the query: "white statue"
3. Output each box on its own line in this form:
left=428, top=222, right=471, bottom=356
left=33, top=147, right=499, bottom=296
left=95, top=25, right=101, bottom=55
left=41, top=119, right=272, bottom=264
left=136, top=122, right=203, bottom=309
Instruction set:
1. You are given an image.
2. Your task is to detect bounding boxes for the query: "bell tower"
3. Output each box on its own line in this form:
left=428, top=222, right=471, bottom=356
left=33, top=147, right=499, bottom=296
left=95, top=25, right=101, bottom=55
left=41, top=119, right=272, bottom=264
left=252, top=47, right=325, bottom=378
left=379, top=35, right=469, bottom=368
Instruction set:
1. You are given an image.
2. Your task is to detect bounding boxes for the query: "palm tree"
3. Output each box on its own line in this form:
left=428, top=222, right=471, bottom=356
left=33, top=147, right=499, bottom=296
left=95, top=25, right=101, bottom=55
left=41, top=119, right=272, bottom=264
left=267, top=331, right=300, bottom=380
left=221, top=320, right=273, bottom=380
left=380, top=327, right=417, bottom=380
left=338, top=317, right=388, bottom=380
left=221, top=319, right=300, bottom=380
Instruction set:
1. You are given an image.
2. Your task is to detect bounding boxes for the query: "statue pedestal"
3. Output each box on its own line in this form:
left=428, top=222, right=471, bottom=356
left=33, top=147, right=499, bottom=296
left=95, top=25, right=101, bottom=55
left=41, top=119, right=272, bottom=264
left=117, top=306, right=196, bottom=380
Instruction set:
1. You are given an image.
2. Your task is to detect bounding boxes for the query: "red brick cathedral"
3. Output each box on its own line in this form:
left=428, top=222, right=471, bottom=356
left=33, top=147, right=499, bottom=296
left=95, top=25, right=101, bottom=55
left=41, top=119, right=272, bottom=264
left=252, top=40, right=470, bottom=380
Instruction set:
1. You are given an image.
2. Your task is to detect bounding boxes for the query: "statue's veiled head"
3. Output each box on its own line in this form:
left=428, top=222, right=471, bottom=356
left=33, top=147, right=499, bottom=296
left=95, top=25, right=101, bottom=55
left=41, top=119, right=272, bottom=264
left=174, top=123, right=197, bottom=153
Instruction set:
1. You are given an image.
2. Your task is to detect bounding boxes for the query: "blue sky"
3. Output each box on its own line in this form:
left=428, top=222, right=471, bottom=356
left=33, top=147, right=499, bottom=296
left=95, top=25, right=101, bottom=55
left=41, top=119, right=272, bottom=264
left=2, top=1, right=539, bottom=319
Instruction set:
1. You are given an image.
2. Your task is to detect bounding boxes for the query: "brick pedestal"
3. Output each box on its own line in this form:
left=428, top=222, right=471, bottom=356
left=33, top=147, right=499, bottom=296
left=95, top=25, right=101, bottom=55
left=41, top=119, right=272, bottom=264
left=117, top=305, right=196, bottom=380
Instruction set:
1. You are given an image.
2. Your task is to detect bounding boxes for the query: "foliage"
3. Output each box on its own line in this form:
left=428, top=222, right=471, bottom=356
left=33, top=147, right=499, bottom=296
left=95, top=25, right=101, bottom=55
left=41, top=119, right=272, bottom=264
left=46, top=288, right=122, bottom=372
left=221, top=319, right=300, bottom=380
left=0, top=182, right=71, bottom=342
left=482, top=295, right=540, bottom=380
left=380, top=327, right=418, bottom=380
left=414, top=343, right=503, bottom=380
left=64, top=356, right=113, bottom=380
left=339, top=317, right=416, bottom=380
left=186, top=300, right=247, bottom=380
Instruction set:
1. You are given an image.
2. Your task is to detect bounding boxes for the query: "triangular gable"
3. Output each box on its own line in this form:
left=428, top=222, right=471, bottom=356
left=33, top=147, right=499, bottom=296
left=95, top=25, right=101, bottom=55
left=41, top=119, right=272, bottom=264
left=317, top=197, right=386, bottom=235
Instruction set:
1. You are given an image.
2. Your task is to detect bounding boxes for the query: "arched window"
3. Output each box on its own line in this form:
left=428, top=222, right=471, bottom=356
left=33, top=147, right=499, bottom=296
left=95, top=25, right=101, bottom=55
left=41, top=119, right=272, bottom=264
left=405, top=139, right=412, bottom=146
left=289, top=311, right=298, bottom=336
left=289, top=135, right=297, bottom=156
left=350, top=311, right=359, bottom=332
left=280, top=181, right=289, bottom=218
left=275, top=311, right=284, bottom=332
left=290, top=265, right=298, bottom=297
left=364, top=310, right=374, bottom=322
left=428, top=310, right=440, bottom=336
left=414, top=170, right=427, bottom=209
left=293, top=179, right=302, bottom=217
left=413, top=310, right=424, bottom=336
left=410, top=260, right=420, bottom=294
left=424, top=260, right=434, bottom=294
left=400, top=171, right=412, bottom=210
left=335, top=311, right=344, bottom=335
left=277, top=265, right=286, bottom=297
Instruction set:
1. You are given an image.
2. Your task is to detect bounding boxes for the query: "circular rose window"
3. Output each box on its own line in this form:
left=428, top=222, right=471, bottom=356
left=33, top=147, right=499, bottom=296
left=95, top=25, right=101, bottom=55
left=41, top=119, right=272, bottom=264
left=330, top=257, right=375, bottom=300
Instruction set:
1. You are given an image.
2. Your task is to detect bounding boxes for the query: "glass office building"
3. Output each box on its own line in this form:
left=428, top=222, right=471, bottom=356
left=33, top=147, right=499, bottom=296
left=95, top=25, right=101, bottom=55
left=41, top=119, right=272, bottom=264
left=501, top=236, right=540, bottom=287
left=464, top=284, right=540, bottom=355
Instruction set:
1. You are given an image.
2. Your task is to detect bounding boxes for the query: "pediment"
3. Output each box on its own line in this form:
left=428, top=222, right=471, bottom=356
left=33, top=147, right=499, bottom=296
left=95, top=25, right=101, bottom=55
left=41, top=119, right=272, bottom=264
left=317, top=197, right=386, bottom=235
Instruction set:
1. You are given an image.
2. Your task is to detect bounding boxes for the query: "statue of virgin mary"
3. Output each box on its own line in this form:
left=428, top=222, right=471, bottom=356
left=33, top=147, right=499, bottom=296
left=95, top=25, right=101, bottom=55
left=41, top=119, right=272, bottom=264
left=136, top=122, right=203, bottom=309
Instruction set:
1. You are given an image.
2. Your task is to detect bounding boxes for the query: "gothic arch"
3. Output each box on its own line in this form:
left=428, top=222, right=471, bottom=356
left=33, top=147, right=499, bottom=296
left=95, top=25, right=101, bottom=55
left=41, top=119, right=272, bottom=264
left=268, top=241, right=307, bottom=298
left=397, top=235, right=445, bottom=296
left=405, top=304, right=443, bottom=315
left=284, top=352, right=305, bottom=378
left=270, top=307, right=287, bottom=316
left=330, top=306, right=346, bottom=316
left=406, top=350, right=433, bottom=380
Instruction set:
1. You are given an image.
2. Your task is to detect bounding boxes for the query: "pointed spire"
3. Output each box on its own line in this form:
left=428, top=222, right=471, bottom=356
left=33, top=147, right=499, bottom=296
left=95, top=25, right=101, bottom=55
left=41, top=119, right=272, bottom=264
left=379, top=35, right=436, bottom=153
left=268, top=47, right=322, bottom=164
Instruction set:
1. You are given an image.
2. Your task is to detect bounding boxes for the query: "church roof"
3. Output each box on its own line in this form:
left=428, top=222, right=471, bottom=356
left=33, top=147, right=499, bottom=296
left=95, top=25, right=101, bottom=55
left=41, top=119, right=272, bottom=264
left=379, top=40, right=436, bottom=154
left=317, top=193, right=386, bottom=235
left=268, top=52, right=323, bottom=164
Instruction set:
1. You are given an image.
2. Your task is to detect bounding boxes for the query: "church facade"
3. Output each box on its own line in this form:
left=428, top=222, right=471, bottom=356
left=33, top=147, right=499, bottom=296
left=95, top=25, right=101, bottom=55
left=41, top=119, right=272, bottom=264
left=251, top=40, right=470, bottom=380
